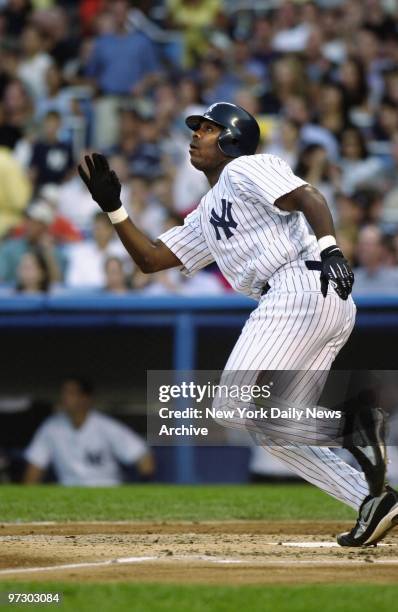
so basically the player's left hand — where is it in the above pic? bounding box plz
[78,153,122,213]
[320,245,354,300]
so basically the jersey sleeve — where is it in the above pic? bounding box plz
[227,154,307,215]
[157,206,214,277]
[24,421,53,469]
[106,419,149,465]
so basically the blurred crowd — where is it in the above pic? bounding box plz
[1,0,398,296]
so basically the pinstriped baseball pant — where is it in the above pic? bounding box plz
[221,268,368,510]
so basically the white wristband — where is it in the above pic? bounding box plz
[318,235,336,251]
[108,205,128,225]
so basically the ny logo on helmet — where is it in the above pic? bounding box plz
[210,199,238,240]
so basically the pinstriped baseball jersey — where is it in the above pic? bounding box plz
[158,152,366,511]
[158,154,319,299]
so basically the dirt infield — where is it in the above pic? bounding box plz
[0,521,397,585]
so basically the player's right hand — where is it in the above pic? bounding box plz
[320,245,354,301]
[78,153,122,213]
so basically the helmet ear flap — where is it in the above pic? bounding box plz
[218,127,241,158]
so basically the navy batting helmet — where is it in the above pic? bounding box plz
[185,102,260,158]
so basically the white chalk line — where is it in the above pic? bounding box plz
[0,522,59,526]
[1,553,398,576]
[0,555,242,576]
[0,521,146,526]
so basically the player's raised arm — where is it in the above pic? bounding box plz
[78,153,182,273]
[275,183,354,301]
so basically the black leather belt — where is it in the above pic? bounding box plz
[261,260,322,296]
[305,260,322,271]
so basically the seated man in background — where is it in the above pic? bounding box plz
[23,377,154,485]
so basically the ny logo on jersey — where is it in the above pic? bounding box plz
[85,451,104,466]
[210,198,238,240]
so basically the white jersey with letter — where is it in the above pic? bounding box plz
[159,154,318,300]
[159,153,367,511]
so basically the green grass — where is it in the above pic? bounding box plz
[0,487,364,611]
[0,484,356,522]
[0,584,396,612]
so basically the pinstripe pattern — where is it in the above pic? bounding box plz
[158,154,318,298]
[158,153,366,510]
[218,270,366,509]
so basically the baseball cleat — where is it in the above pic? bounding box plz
[337,486,398,547]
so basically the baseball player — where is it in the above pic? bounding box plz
[78,102,398,546]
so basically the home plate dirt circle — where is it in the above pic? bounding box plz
[0,521,397,585]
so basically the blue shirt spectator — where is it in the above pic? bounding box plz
[86,31,160,95]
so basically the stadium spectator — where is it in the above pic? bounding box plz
[0,44,19,100]
[0,200,64,284]
[166,0,221,68]
[352,188,384,226]
[106,106,141,164]
[153,81,179,132]
[23,376,155,485]
[29,110,74,189]
[1,78,33,130]
[261,56,307,115]
[15,249,51,294]
[295,144,338,216]
[35,6,80,70]
[315,81,349,142]
[9,183,83,244]
[128,113,165,180]
[336,56,370,119]
[199,57,240,107]
[85,0,160,96]
[380,133,398,225]
[251,15,279,73]
[35,64,73,124]
[37,183,83,244]
[230,39,267,89]
[177,75,204,112]
[233,89,261,120]
[353,225,398,295]
[264,118,301,169]
[17,23,53,102]
[302,26,331,85]
[271,1,311,53]
[0,128,32,237]
[128,175,166,239]
[56,164,101,234]
[104,256,130,294]
[338,126,383,195]
[383,68,398,108]
[64,212,127,288]
[353,26,385,105]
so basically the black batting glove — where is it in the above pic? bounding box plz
[320,245,354,301]
[78,153,122,213]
